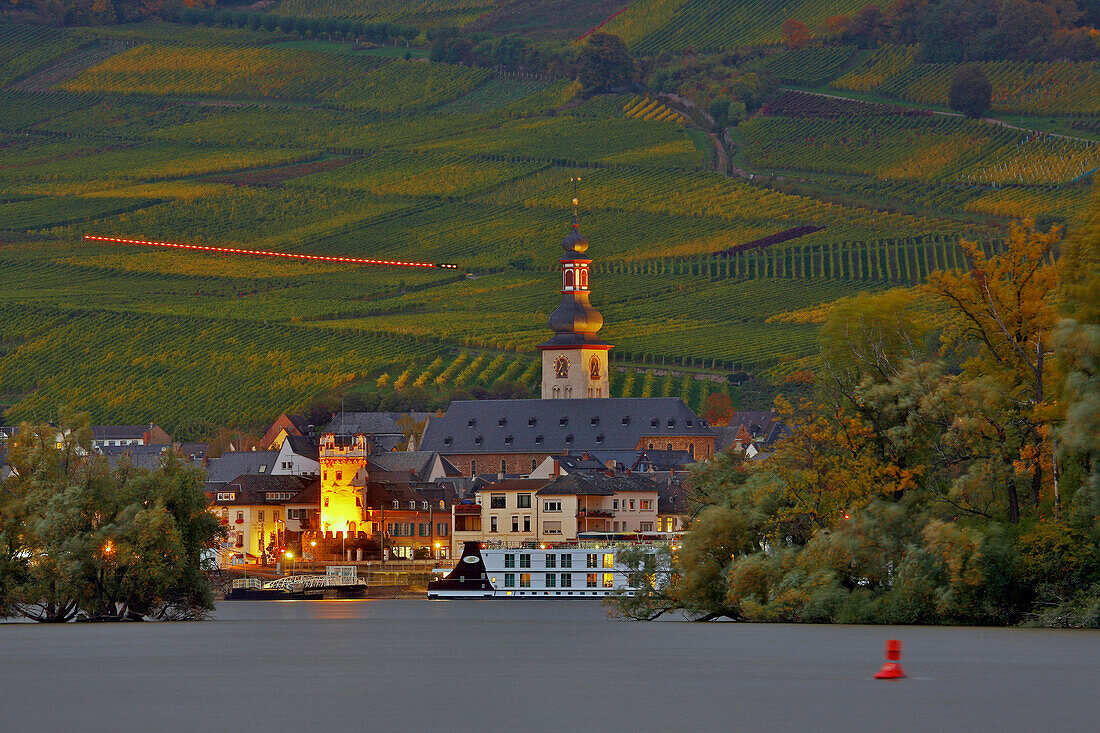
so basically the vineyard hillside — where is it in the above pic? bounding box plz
[0,7,1094,435]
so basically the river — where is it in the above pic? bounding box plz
[1,600,1096,732]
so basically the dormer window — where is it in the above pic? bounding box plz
[474,436,483,445]
[559,417,568,427]
[409,500,416,510]
[504,435,513,445]
[467,419,476,428]
[590,417,599,426]
[650,418,658,428]
[622,416,630,426]
[443,437,453,446]
[564,434,574,444]
[686,420,693,427]
[667,419,676,428]
[498,418,507,428]
[534,435,544,445]
[422,500,428,510]
[595,434,604,444]
[528,418,536,427]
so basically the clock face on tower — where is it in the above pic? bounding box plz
[589,356,601,380]
[554,355,569,378]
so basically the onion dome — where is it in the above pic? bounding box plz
[562,215,589,255]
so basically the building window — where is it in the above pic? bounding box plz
[589,356,600,380]
[603,573,614,588]
[586,573,597,588]
[323,471,327,479]
[517,494,531,508]
[603,553,614,568]
[544,500,561,512]
[580,269,588,289]
[641,500,653,511]
[666,443,672,452]
[236,511,243,523]
[523,516,531,532]
[393,500,400,509]
[273,511,280,522]
[471,460,477,476]
[640,522,654,532]
[561,554,572,568]
[511,516,519,532]
[504,554,515,568]
[629,500,635,511]
[519,554,531,569]
[587,553,597,568]
[504,573,515,588]
[335,471,342,480]
[546,574,557,588]
[545,554,557,568]
[561,573,572,588]
[217,492,235,501]
[543,521,562,535]
[612,499,619,510]
[419,523,429,537]
[257,511,264,523]
[422,501,429,510]
[531,459,537,471]
[324,498,329,507]
[564,268,574,289]
[490,494,506,509]
[490,516,498,533]
[437,523,448,536]
[519,573,531,588]
[688,443,695,459]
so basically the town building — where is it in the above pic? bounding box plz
[449,471,661,553]
[321,411,433,452]
[273,435,320,477]
[258,412,316,450]
[90,423,171,450]
[207,474,317,566]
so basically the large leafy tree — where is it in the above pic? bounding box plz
[0,412,223,622]
[577,33,633,95]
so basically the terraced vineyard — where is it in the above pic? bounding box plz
[0,10,1090,430]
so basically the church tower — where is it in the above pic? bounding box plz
[538,206,612,399]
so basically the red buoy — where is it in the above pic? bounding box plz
[874,639,907,679]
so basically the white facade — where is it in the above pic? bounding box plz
[272,440,320,477]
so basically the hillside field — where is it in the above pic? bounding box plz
[0,5,1094,435]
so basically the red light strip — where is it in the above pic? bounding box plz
[84,235,458,269]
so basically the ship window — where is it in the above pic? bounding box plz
[504,554,515,568]
[603,573,614,588]
[545,554,557,568]
[586,573,597,588]
[546,574,557,588]
[586,553,597,568]
[504,573,515,588]
[603,553,614,568]
[520,554,531,568]
[561,554,572,568]
[561,573,572,587]
[520,573,531,588]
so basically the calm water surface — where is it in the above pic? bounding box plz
[1,600,1097,732]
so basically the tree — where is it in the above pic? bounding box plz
[781,19,811,49]
[702,392,736,426]
[577,33,633,95]
[0,412,223,622]
[949,63,993,118]
[926,221,1062,521]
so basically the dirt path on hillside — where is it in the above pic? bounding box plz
[780,87,1097,145]
[11,40,136,92]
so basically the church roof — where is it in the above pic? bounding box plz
[420,398,714,455]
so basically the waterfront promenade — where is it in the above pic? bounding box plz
[1,600,1096,732]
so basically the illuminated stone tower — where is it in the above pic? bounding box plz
[318,433,369,536]
[538,201,612,399]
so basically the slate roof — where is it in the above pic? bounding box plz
[204,450,279,483]
[361,480,458,509]
[536,471,659,496]
[420,398,713,454]
[322,411,432,436]
[207,474,316,505]
[633,449,695,472]
[367,451,450,482]
[658,482,689,515]
[283,435,319,461]
[92,425,152,441]
[99,444,172,472]
[721,410,789,449]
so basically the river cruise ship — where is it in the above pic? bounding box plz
[427,534,676,599]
